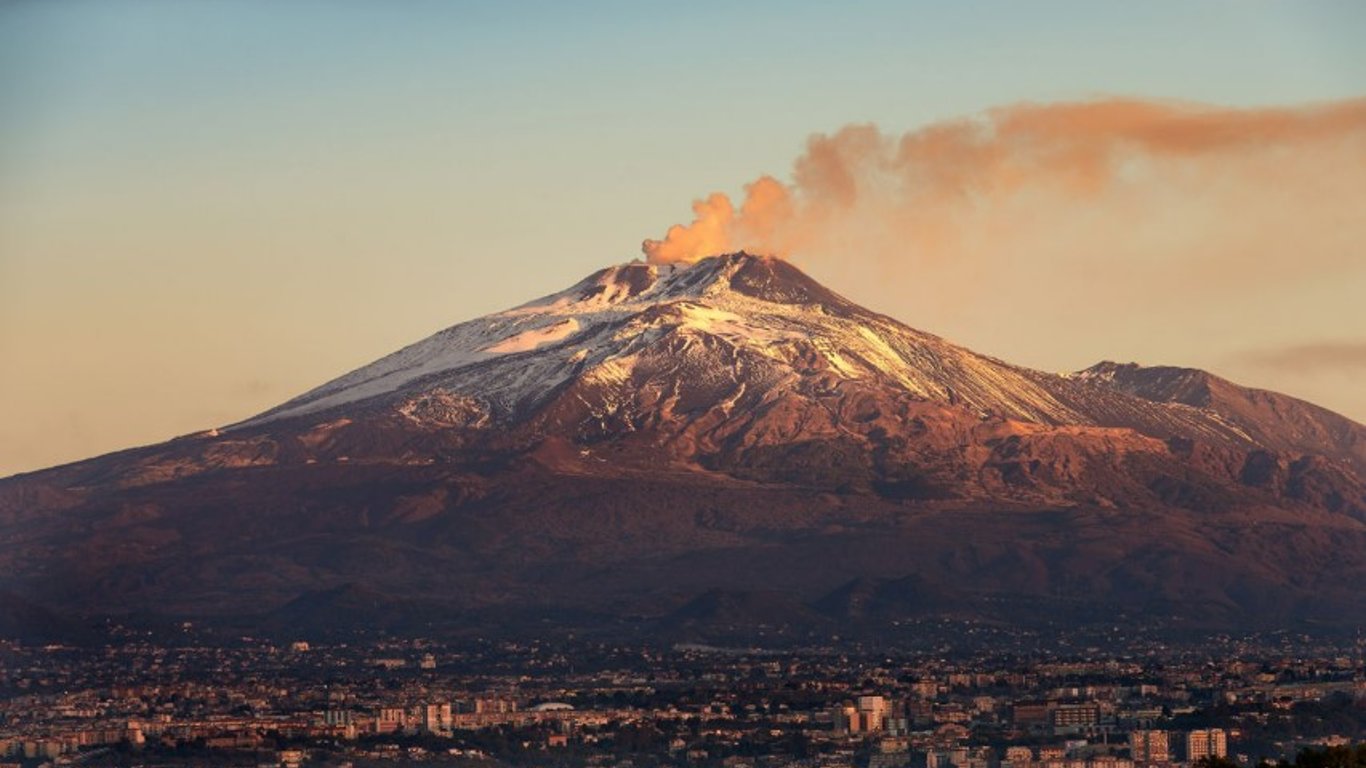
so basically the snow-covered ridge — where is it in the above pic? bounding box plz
[231,253,1263,443]
[238,254,815,427]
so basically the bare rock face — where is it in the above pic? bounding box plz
[2,253,1364,642]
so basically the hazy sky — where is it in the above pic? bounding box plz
[3,1,1365,476]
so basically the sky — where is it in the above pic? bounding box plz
[2,0,1365,476]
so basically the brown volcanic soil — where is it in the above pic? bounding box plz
[2,401,1364,641]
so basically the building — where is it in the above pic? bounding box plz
[833,695,902,735]
[423,703,453,736]
[1129,730,1170,764]
[375,707,406,734]
[1052,703,1101,731]
[1015,701,1053,730]
[927,746,994,768]
[858,696,890,732]
[471,698,518,714]
[1186,729,1227,762]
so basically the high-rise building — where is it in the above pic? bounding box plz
[832,696,899,735]
[423,703,453,735]
[857,696,889,732]
[1186,729,1227,761]
[473,698,517,714]
[1130,730,1170,763]
[375,707,405,734]
[833,704,860,734]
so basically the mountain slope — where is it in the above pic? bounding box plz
[1077,360,1366,474]
[1,253,1363,641]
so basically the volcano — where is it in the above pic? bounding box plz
[2,253,1364,642]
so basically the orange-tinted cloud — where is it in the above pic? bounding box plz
[1241,341,1366,373]
[642,97,1366,266]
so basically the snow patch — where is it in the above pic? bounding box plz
[484,319,581,354]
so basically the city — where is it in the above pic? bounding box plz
[3,627,1363,768]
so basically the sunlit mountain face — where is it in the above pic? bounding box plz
[2,253,1363,643]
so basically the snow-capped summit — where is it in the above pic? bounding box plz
[235,253,1365,480]
[516,252,860,312]
[232,253,1059,429]
[237,253,886,428]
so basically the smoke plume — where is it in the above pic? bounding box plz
[642,98,1366,267]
